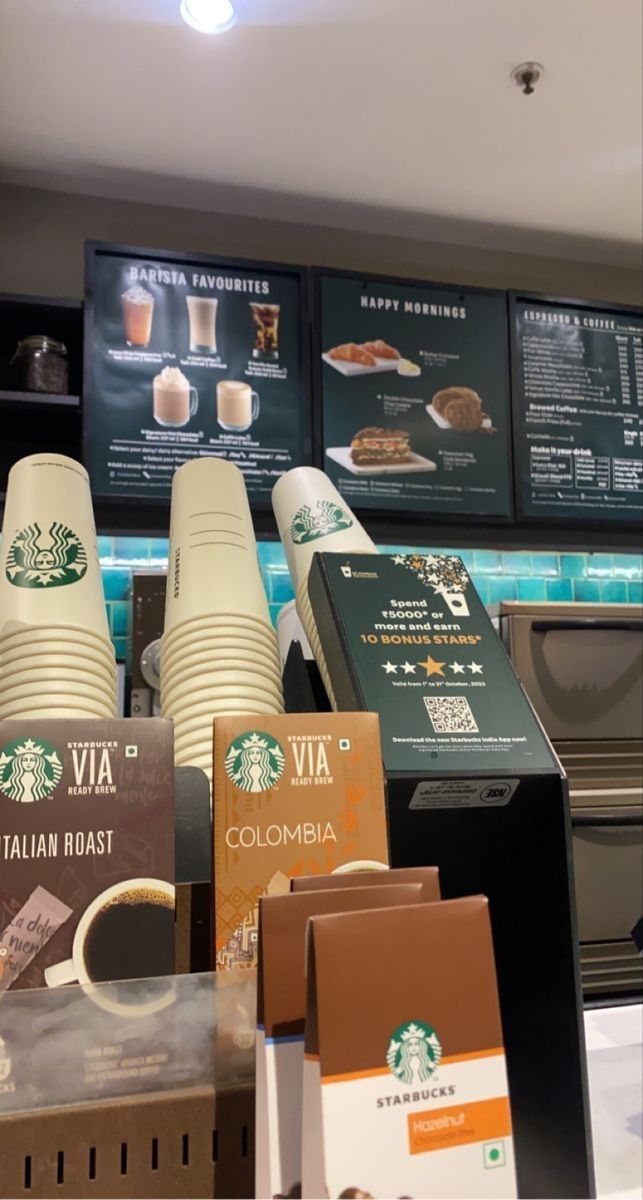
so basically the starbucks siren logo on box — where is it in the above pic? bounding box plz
[0,737,63,804]
[224,731,286,794]
[386,1021,442,1085]
[5,522,88,588]
[290,500,353,545]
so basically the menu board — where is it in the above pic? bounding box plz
[316,270,512,517]
[84,242,309,503]
[512,295,643,521]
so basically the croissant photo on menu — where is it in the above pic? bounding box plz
[361,339,400,359]
[328,343,377,366]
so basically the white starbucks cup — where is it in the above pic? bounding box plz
[163,458,271,633]
[0,455,110,642]
[272,467,377,708]
[272,467,376,592]
[161,621,279,664]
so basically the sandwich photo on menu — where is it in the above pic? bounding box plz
[326,426,437,477]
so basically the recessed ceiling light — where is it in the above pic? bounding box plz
[179,0,236,34]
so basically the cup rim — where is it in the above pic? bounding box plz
[0,677,116,701]
[0,703,115,719]
[162,681,283,709]
[162,612,275,641]
[161,658,282,688]
[0,642,116,667]
[167,698,282,719]
[161,637,280,665]
[0,627,115,659]
[0,660,116,685]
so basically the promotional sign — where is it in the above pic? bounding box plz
[84,242,309,503]
[511,294,643,522]
[315,270,513,518]
[307,552,556,777]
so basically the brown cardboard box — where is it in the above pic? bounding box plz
[303,897,516,1199]
[256,883,424,1200]
[213,713,388,971]
[0,718,174,992]
[291,864,441,900]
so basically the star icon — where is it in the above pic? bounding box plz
[449,662,466,674]
[382,661,398,675]
[468,662,483,674]
[401,661,416,674]
[417,656,446,677]
[392,554,406,565]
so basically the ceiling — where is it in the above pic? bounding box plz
[0,0,641,265]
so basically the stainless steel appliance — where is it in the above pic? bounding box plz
[499,601,643,997]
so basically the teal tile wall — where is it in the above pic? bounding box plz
[99,538,643,662]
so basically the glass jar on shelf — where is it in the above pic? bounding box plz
[11,335,69,394]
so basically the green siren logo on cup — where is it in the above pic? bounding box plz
[386,1021,442,1085]
[0,737,63,804]
[224,731,286,794]
[5,522,88,589]
[290,500,353,545]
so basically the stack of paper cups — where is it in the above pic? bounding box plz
[161,458,283,776]
[272,467,377,708]
[0,454,117,719]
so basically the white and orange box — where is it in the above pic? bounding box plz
[255,883,426,1200]
[302,896,517,1199]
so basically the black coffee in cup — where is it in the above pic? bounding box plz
[83,886,174,982]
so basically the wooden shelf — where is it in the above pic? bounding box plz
[0,389,80,408]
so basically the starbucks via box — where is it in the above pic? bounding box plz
[0,719,174,992]
[213,712,389,970]
[303,897,517,1199]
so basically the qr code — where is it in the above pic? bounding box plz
[423,695,479,734]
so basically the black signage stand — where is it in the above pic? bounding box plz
[308,552,595,1199]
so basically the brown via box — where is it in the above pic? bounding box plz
[0,718,174,992]
[213,712,389,971]
[303,897,516,1199]
[291,864,441,899]
[256,883,424,1200]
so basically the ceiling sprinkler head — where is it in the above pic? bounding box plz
[511,62,544,96]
